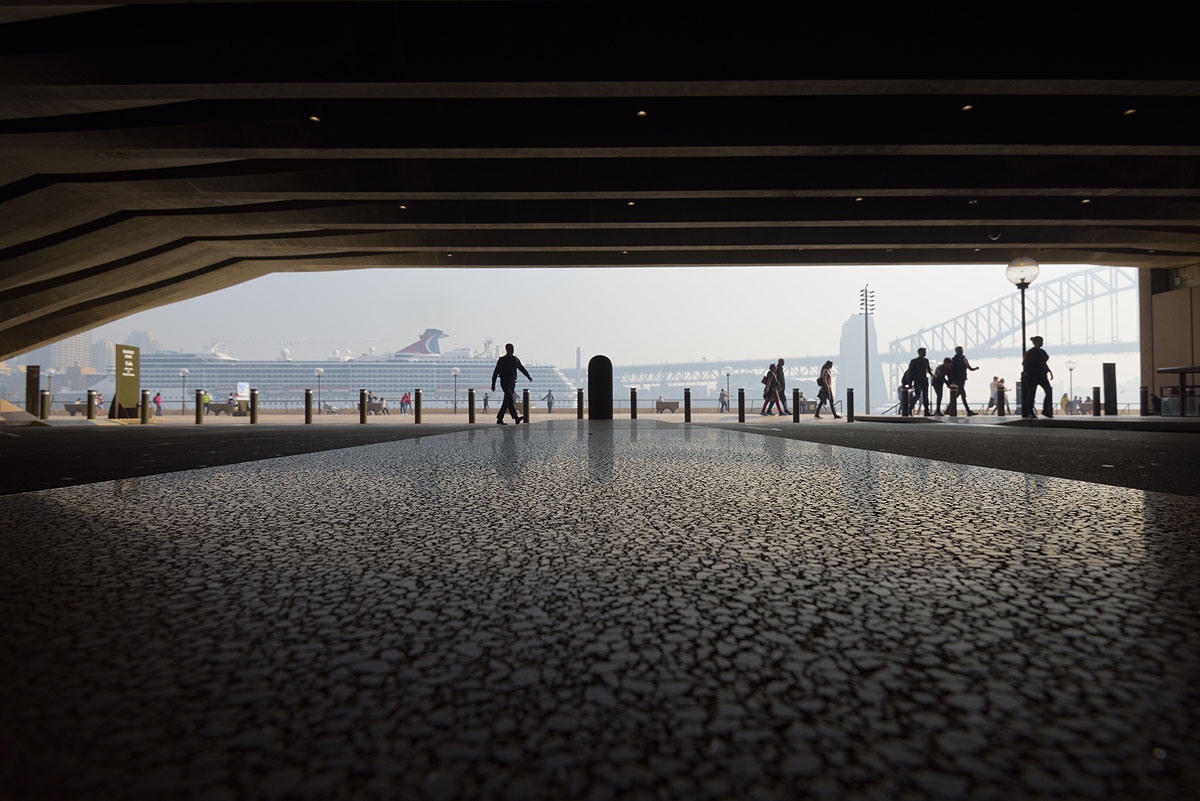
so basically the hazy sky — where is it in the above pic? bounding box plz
[88,261,1140,394]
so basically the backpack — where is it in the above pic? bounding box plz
[761,374,770,385]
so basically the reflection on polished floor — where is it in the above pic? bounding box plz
[2,420,1198,800]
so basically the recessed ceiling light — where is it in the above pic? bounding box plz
[627,201,636,206]
[974,248,981,252]
[446,253,453,258]
[398,204,407,209]
[1081,198,1091,204]
[622,250,628,254]
[636,110,647,118]
[961,105,974,112]
[968,199,979,205]
[308,115,320,122]
[854,197,863,202]
[1124,109,1137,116]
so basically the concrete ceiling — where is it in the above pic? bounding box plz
[2,2,1199,359]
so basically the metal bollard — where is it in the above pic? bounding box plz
[1092,386,1101,416]
[468,388,476,424]
[847,388,855,422]
[630,387,637,420]
[1139,385,1149,417]
[948,388,958,417]
[1103,363,1117,415]
[359,389,367,424]
[39,389,49,420]
[738,388,745,422]
[792,388,800,423]
[415,389,422,423]
[86,389,97,420]
[523,388,530,420]
[997,385,1006,417]
[577,388,584,419]
[141,390,150,424]
[684,388,691,422]
[305,389,313,424]
[195,389,204,424]
[250,388,259,424]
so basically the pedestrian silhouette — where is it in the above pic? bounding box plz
[814,360,840,419]
[950,346,979,416]
[1022,335,1055,417]
[907,347,933,415]
[491,343,532,424]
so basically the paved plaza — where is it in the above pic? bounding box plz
[2,420,1198,800]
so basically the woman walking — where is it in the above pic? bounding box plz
[814,360,840,419]
[760,363,784,415]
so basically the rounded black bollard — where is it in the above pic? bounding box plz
[587,356,614,420]
[1092,386,1101,416]
[305,389,313,424]
[195,389,204,424]
[577,388,584,419]
[1139,385,1149,417]
[948,388,958,417]
[468,388,476,424]
[140,390,150,424]
[738,388,745,422]
[250,388,259,424]
[1103,363,1117,415]
[39,389,50,420]
[523,388,530,420]
[630,388,637,420]
[359,389,367,424]
[792,388,800,423]
[415,389,422,423]
[996,385,1006,418]
[847,388,855,422]
[86,389,97,421]
[684,388,691,422]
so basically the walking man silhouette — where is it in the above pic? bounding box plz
[1022,335,1055,418]
[950,346,979,416]
[907,347,933,415]
[492,343,532,424]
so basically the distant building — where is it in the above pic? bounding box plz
[126,330,163,354]
[12,331,93,371]
[91,339,115,372]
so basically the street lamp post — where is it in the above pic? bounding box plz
[724,366,733,401]
[1006,257,1040,416]
[179,368,188,415]
[314,368,324,414]
[451,367,460,413]
[859,285,875,413]
[1065,358,1077,400]
[46,368,57,407]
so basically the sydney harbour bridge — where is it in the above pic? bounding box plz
[613,266,1137,403]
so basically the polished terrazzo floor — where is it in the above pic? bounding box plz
[2,420,1198,800]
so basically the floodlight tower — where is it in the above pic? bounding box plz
[859,285,876,413]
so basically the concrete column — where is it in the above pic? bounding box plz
[195,389,203,424]
[39,390,49,420]
[250,388,259,424]
[468,388,476,424]
[737,388,745,422]
[684,388,691,422]
[140,390,150,424]
[86,389,97,420]
[305,389,313,424]
[414,389,422,424]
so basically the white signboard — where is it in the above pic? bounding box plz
[236,381,250,401]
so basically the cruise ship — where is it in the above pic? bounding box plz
[122,330,578,411]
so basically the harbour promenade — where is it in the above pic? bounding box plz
[2,419,1199,800]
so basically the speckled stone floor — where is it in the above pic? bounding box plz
[2,420,1198,801]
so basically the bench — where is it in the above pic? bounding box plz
[64,403,88,416]
[207,401,242,416]
[656,400,680,413]
[366,402,388,414]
